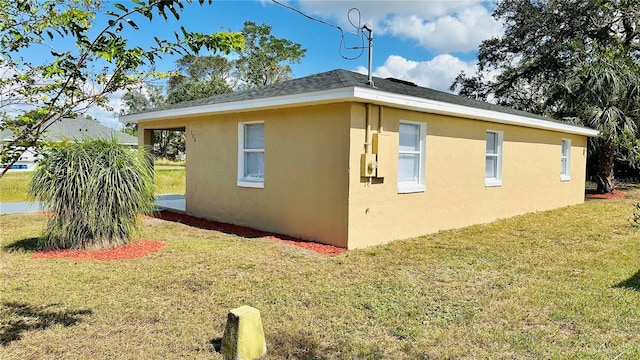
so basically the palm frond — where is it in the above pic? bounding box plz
[29,138,154,250]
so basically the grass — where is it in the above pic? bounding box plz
[0,160,185,203]
[1,189,639,359]
[154,160,186,195]
[0,172,32,203]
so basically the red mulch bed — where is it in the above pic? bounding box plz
[154,211,346,256]
[585,189,625,199]
[32,240,166,261]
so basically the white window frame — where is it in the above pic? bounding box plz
[485,130,503,187]
[397,120,427,194]
[237,121,264,188]
[561,138,571,181]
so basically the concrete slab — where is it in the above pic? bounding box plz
[0,195,186,215]
[154,194,186,213]
[0,201,46,214]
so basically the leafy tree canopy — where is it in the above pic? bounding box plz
[166,55,234,104]
[0,0,245,176]
[452,0,640,193]
[163,20,307,102]
[236,21,307,89]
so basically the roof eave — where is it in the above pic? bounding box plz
[119,87,359,123]
[353,87,600,137]
[119,86,599,137]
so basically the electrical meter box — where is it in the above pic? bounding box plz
[361,153,377,177]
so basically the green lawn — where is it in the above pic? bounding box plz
[1,189,639,359]
[154,161,186,195]
[0,161,185,202]
[0,172,32,202]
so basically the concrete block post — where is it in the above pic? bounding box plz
[221,305,267,360]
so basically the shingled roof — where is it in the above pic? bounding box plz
[1,116,138,145]
[121,69,598,137]
[143,69,538,117]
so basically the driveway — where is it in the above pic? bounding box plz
[0,194,186,215]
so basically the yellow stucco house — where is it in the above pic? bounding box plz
[121,69,599,249]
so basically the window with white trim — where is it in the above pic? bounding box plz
[398,121,426,193]
[485,130,503,187]
[238,122,264,188]
[561,139,571,181]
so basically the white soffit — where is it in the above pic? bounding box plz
[119,88,357,123]
[353,87,599,137]
[120,86,599,137]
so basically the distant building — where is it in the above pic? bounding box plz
[1,116,138,171]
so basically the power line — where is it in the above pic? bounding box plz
[271,0,370,61]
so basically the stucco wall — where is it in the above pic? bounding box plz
[139,104,352,248]
[347,104,589,249]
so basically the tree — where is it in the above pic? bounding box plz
[120,83,167,136]
[452,0,640,193]
[166,55,234,103]
[29,138,154,249]
[121,84,167,118]
[120,83,185,160]
[0,0,244,177]
[551,45,640,193]
[235,21,306,89]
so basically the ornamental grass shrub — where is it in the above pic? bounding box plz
[29,138,154,250]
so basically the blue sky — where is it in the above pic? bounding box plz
[44,0,504,128]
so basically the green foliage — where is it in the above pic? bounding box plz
[121,84,167,117]
[236,21,307,89]
[0,0,245,176]
[120,83,166,137]
[166,54,234,103]
[552,45,639,137]
[29,138,154,249]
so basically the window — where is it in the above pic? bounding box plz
[561,139,571,181]
[398,121,426,193]
[485,130,503,187]
[238,122,264,188]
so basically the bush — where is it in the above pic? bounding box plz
[29,138,154,249]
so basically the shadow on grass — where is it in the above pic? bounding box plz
[2,237,41,253]
[0,302,92,346]
[209,337,222,353]
[614,270,640,291]
[266,330,322,359]
[209,331,321,359]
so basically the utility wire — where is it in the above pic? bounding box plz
[271,0,369,61]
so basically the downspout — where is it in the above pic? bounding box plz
[365,103,372,154]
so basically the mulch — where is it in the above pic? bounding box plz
[153,211,346,256]
[585,189,625,199]
[32,240,166,261]
[31,211,345,261]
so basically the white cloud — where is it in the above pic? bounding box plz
[356,53,476,92]
[382,5,502,52]
[295,0,502,53]
[85,89,126,130]
[1,61,127,130]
